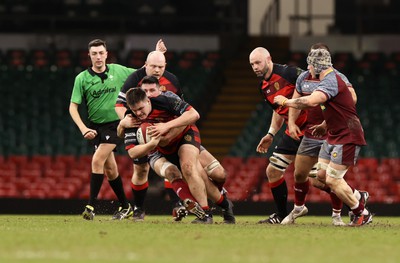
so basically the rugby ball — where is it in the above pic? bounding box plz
[136,122,153,144]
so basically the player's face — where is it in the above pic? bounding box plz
[141,83,161,98]
[145,60,166,79]
[249,54,270,78]
[89,46,108,71]
[129,99,151,120]
[308,64,317,78]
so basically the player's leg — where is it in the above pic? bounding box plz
[130,162,149,221]
[199,146,226,191]
[197,160,235,224]
[322,143,372,226]
[258,133,299,224]
[99,149,132,220]
[178,144,212,223]
[281,154,314,224]
[151,156,201,221]
[149,151,185,219]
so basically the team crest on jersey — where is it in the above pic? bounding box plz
[160,85,167,92]
[320,104,326,111]
[274,82,280,91]
[332,152,338,158]
[184,135,192,142]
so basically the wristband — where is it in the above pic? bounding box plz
[83,130,92,136]
[267,127,276,137]
[282,98,288,107]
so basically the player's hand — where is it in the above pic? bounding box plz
[288,123,301,141]
[82,129,97,140]
[155,39,167,53]
[256,135,273,153]
[310,122,327,138]
[274,95,287,106]
[148,122,170,138]
[120,114,141,128]
[148,132,161,147]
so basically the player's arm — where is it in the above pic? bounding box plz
[127,135,161,160]
[117,114,142,138]
[268,111,285,137]
[348,86,357,104]
[287,90,302,140]
[274,91,327,110]
[155,39,167,53]
[158,126,187,147]
[256,111,284,154]
[115,106,127,120]
[69,102,97,139]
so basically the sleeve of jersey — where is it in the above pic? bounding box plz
[317,74,338,99]
[165,71,183,98]
[116,73,141,107]
[124,127,139,150]
[337,72,352,87]
[70,75,84,104]
[165,96,191,115]
[295,72,306,93]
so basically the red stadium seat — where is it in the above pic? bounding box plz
[6,49,27,68]
[19,163,42,181]
[43,163,67,181]
[31,155,53,171]
[55,49,74,68]
[30,49,50,68]
[0,162,17,178]
[7,155,28,168]
[54,155,78,168]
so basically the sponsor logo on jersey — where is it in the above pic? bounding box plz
[90,87,117,98]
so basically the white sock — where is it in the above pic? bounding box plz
[350,201,360,210]
[354,190,361,200]
[294,205,304,212]
[332,209,341,217]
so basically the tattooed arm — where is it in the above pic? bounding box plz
[274,90,327,110]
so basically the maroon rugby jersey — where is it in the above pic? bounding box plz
[315,69,366,145]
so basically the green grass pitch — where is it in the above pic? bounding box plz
[1,215,399,263]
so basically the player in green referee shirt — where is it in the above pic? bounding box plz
[69,38,166,220]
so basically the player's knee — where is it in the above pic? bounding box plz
[133,165,149,181]
[180,161,195,176]
[268,153,292,172]
[162,162,181,181]
[308,163,318,178]
[326,166,347,179]
[204,160,222,176]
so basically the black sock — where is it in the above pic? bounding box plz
[132,186,148,210]
[108,175,129,208]
[166,187,181,206]
[216,195,230,210]
[271,180,288,218]
[88,173,104,206]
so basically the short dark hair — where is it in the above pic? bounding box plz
[126,87,147,107]
[141,75,160,86]
[310,42,330,52]
[88,39,107,50]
